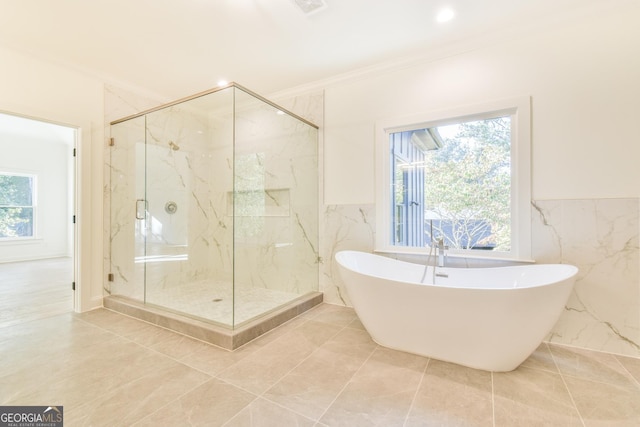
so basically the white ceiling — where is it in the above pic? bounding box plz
[0,0,612,100]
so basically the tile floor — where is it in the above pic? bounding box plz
[0,257,73,328]
[1,259,640,426]
[0,304,639,426]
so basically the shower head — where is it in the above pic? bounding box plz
[168,141,180,151]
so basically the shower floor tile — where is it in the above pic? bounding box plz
[145,281,303,327]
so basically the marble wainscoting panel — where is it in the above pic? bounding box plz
[320,204,375,306]
[532,198,640,358]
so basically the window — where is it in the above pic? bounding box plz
[375,97,531,261]
[0,172,37,239]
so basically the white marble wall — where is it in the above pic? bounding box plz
[232,90,319,294]
[319,205,375,306]
[532,198,639,357]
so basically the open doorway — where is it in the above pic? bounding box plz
[0,112,76,327]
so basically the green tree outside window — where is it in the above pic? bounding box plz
[0,173,35,238]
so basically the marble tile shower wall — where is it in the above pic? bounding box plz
[105,86,639,358]
[231,100,319,295]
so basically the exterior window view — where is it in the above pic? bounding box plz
[391,116,511,252]
[0,172,35,239]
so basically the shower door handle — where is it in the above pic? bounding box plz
[135,199,147,220]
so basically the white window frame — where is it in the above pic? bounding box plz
[375,96,532,262]
[0,171,38,241]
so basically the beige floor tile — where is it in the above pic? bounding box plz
[519,342,559,373]
[133,378,256,427]
[494,366,582,426]
[406,359,493,426]
[263,328,376,419]
[302,303,358,327]
[0,313,120,375]
[217,320,343,394]
[3,334,178,406]
[616,354,640,386]
[76,307,149,334]
[242,315,310,350]
[225,397,315,427]
[346,316,366,331]
[71,362,211,426]
[179,342,251,376]
[0,314,126,405]
[2,310,93,347]
[549,344,638,388]
[77,308,187,348]
[319,346,427,426]
[147,329,219,359]
[0,258,72,328]
[564,375,640,426]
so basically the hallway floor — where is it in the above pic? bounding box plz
[0,257,73,328]
[1,302,640,426]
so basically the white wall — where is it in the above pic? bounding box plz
[0,44,105,311]
[323,2,640,204]
[0,132,72,262]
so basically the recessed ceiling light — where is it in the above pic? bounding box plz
[217,80,229,87]
[436,8,455,23]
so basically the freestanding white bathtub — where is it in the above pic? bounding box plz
[335,250,578,372]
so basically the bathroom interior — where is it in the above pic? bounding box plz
[1,0,639,424]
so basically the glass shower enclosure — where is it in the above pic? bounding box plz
[108,84,319,330]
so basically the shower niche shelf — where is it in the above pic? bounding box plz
[226,188,290,217]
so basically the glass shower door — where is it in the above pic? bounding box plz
[109,116,146,301]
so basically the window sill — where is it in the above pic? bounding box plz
[0,237,43,245]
